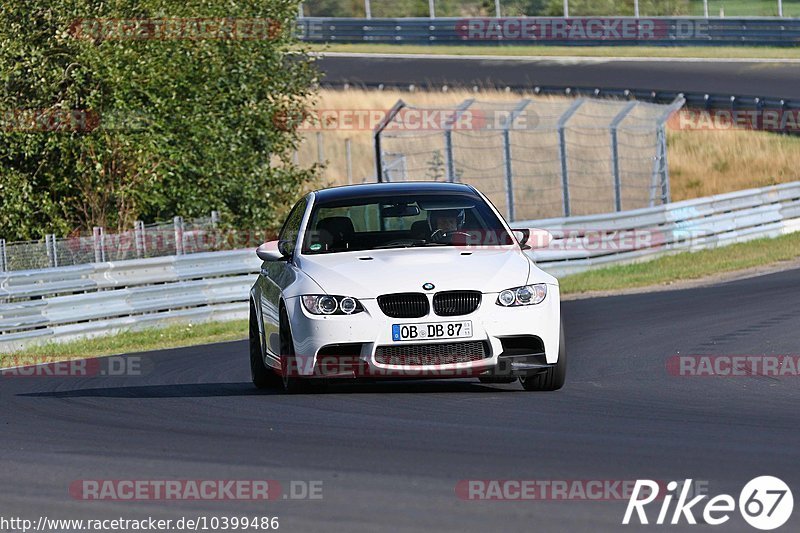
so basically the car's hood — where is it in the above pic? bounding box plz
[296,247,533,299]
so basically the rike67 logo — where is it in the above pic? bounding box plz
[623,476,793,530]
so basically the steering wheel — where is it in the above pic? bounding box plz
[430,229,472,243]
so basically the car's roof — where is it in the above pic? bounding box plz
[312,182,478,204]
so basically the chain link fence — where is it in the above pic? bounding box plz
[375,96,684,221]
[0,212,273,273]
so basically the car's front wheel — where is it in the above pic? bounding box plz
[279,306,323,394]
[520,322,567,392]
[250,303,281,390]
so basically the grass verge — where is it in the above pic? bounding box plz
[560,231,800,294]
[4,232,800,361]
[311,43,800,60]
[2,320,247,367]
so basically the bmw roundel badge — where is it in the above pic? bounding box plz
[423,283,435,291]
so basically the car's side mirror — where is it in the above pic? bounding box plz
[256,240,287,262]
[511,228,531,250]
[512,228,553,249]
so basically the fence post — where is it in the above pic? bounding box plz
[444,99,474,183]
[0,239,6,272]
[557,99,584,217]
[563,0,569,17]
[703,0,709,17]
[93,226,105,263]
[502,99,531,222]
[45,234,54,268]
[779,0,784,17]
[374,100,407,182]
[211,210,220,227]
[174,216,184,256]
[650,96,684,206]
[316,131,325,165]
[659,126,671,204]
[634,0,640,17]
[345,138,353,185]
[364,0,371,19]
[429,0,435,18]
[134,220,145,258]
[45,234,59,268]
[610,101,638,212]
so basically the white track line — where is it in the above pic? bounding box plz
[314,51,800,64]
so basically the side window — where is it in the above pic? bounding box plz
[278,198,308,256]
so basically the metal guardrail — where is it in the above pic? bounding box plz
[0,250,261,351]
[1,181,799,351]
[298,17,800,46]
[530,181,800,276]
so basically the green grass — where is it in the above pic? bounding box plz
[312,43,800,59]
[560,231,800,294]
[688,0,800,17]
[2,320,247,366]
[4,231,800,361]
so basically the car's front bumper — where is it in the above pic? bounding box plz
[283,286,561,379]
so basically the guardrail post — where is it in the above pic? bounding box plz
[557,99,585,217]
[93,226,106,263]
[134,220,146,258]
[610,102,638,212]
[0,239,6,272]
[174,216,184,256]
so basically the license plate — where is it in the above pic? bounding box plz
[391,321,472,342]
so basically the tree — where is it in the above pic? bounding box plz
[0,0,318,241]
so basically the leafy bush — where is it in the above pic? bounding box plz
[0,0,318,240]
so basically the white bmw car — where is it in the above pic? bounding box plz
[249,182,565,393]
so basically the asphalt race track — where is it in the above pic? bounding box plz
[317,54,800,100]
[1,268,799,532]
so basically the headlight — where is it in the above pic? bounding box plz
[496,284,547,307]
[301,295,364,315]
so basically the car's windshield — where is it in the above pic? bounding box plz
[301,193,514,254]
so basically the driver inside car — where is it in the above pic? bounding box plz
[429,209,464,234]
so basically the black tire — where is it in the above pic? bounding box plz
[520,321,567,392]
[279,306,322,394]
[250,303,281,389]
[478,377,518,384]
